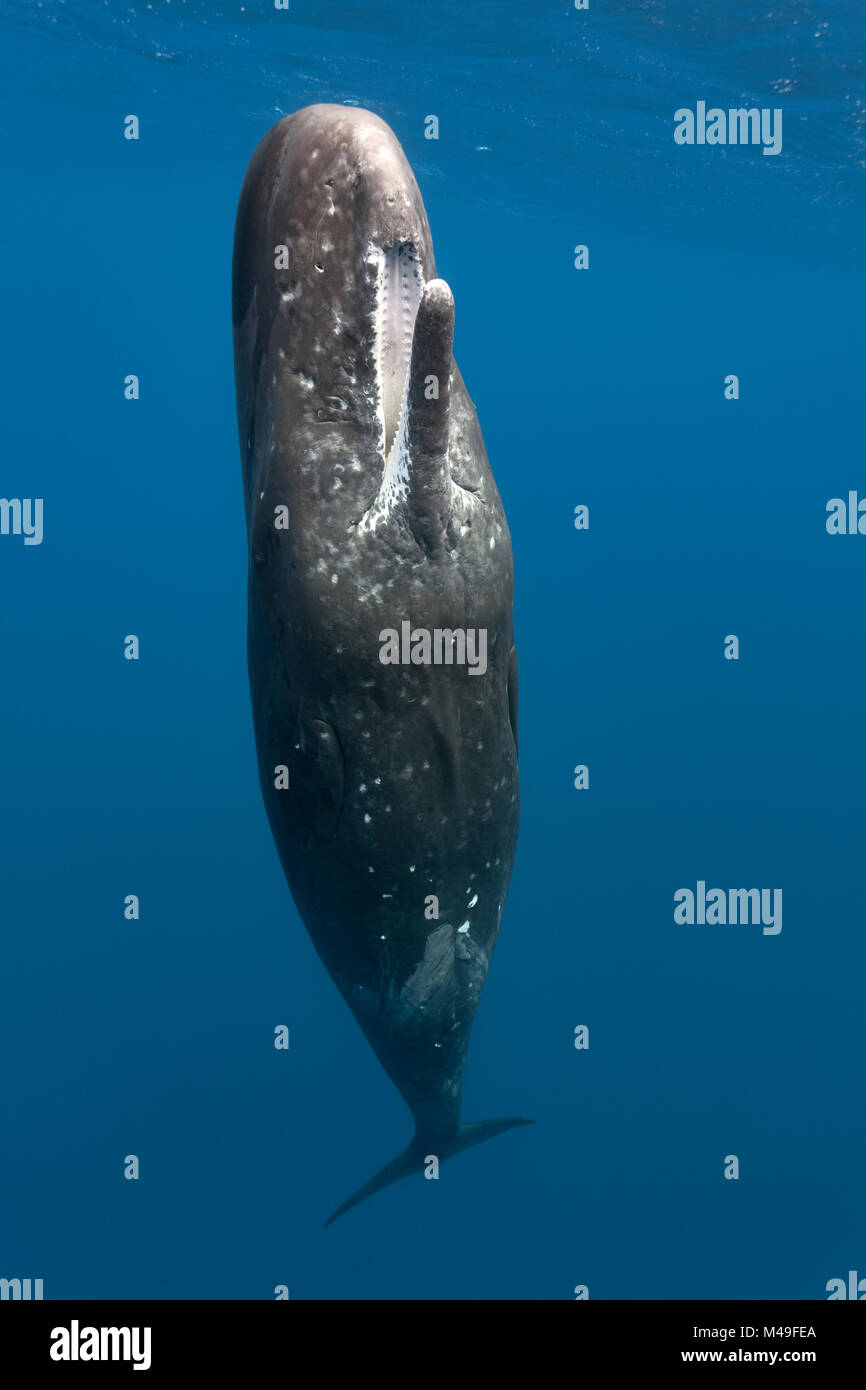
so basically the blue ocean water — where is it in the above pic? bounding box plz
[1,0,864,1301]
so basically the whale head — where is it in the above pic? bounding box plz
[233,104,458,542]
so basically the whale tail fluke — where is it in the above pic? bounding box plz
[448,1114,534,1155]
[323,1116,533,1228]
[323,1144,420,1229]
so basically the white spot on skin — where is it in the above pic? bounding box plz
[458,922,470,934]
[364,814,372,824]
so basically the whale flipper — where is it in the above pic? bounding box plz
[324,1117,533,1228]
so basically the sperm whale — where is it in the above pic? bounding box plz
[232,104,528,1224]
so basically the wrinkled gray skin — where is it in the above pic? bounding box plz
[233,106,524,1218]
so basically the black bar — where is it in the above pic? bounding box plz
[1,1300,861,1376]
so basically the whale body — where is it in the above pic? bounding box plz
[232,104,528,1223]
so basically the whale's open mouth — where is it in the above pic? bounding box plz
[376,242,424,458]
[359,242,425,532]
